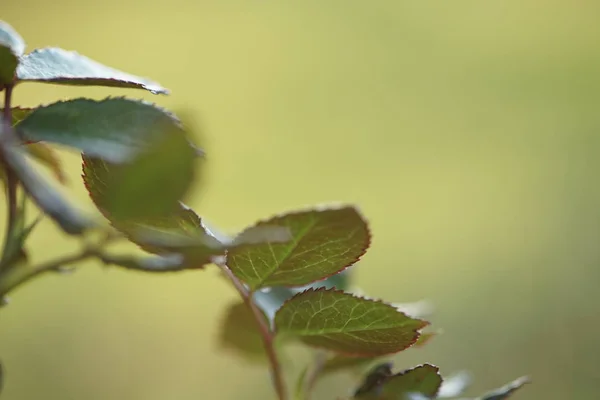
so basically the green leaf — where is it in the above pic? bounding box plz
[218,301,267,361]
[17,98,184,163]
[354,364,442,400]
[274,288,428,356]
[0,21,24,85]
[10,107,33,125]
[227,206,370,290]
[353,362,394,398]
[477,376,530,400]
[16,47,167,94]
[0,126,90,235]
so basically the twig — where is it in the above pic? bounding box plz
[218,263,288,400]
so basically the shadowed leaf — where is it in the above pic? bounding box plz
[25,142,67,184]
[477,376,530,400]
[16,47,167,94]
[0,142,89,234]
[17,98,183,163]
[227,206,370,290]
[96,252,188,272]
[218,301,267,361]
[274,288,428,356]
[0,21,24,85]
[354,364,442,400]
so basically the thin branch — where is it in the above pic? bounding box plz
[0,249,95,298]
[218,263,288,400]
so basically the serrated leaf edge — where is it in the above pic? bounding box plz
[275,287,429,357]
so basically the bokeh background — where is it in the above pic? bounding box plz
[1,1,599,399]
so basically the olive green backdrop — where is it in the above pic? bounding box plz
[1,1,599,399]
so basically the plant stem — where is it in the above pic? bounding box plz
[219,263,288,400]
[0,250,95,298]
[1,85,18,272]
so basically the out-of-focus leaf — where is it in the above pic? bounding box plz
[227,206,370,290]
[354,364,442,400]
[0,21,24,85]
[0,132,90,235]
[294,364,310,400]
[218,301,267,361]
[17,98,183,163]
[0,358,4,396]
[412,330,439,348]
[16,47,167,94]
[477,376,530,400]
[436,371,471,398]
[96,252,187,272]
[274,288,428,356]
[25,142,67,184]
[353,362,394,398]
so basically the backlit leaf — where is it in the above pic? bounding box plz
[16,47,167,94]
[218,301,267,361]
[477,376,530,400]
[227,206,370,290]
[0,21,24,85]
[17,98,183,163]
[274,288,428,356]
[354,364,442,400]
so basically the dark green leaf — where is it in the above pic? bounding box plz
[227,207,370,290]
[16,47,167,94]
[0,129,90,235]
[354,364,442,400]
[274,288,428,356]
[218,301,267,361]
[353,363,394,398]
[0,21,24,85]
[477,377,530,400]
[17,98,184,163]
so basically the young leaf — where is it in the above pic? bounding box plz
[16,47,167,94]
[0,21,24,85]
[0,130,90,235]
[227,207,370,290]
[218,301,268,361]
[274,288,428,357]
[17,98,184,163]
[354,364,442,400]
[477,376,530,400]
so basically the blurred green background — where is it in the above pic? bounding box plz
[1,0,599,399]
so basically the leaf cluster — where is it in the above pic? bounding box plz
[0,21,530,400]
